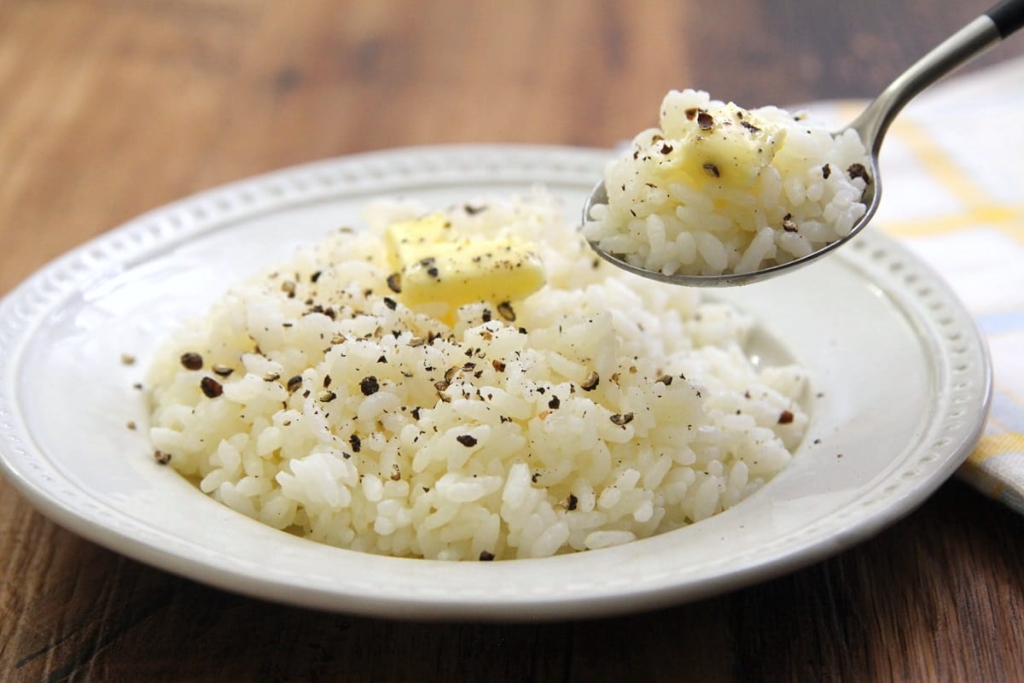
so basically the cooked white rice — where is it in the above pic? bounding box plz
[146,190,809,560]
[582,89,872,276]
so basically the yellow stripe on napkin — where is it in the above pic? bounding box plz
[889,118,993,209]
[882,206,1024,238]
[967,432,1024,465]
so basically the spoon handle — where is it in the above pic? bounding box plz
[850,0,1024,155]
[989,0,1024,37]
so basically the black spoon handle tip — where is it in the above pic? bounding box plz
[987,0,1024,38]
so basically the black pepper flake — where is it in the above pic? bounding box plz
[154,450,172,465]
[581,372,600,391]
[822,163,832,179]
[548,396,561,410]
[200,377,223,398]
[782,214,799,232]
[531,472,541,483]
[567,494,578,511]
[287,375,303,393]
[660,142,674,154]
[482,309,492,323]
[740,120,761,134]
[377,355,387,364]
[492,360,506,372]
[386,272,402,293]
[778,410,795,424]
[212,364,234,377]
[310,270,322,283]
[456,434,478,447]
[360,376,380,396]
[703,163,720,178]
[610,412,634,426]
[427,266,440,278]
[656,374,674,386]
[847,163,872,184]
[263,372,280,382]
[518,327,528,335]
[696,110,714,130]
[320,391,337,403]
[411,407,421,420]
[479,551,495,561]
[383,297,397,311]
[180,352,204,370]
[323,374,332,388]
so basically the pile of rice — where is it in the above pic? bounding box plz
[582,89,872,277]
[146,190,809,560]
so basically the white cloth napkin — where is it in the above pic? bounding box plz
[813,56,1024,512]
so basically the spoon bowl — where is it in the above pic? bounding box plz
[584,0,1023,287]
[582,174,881,287]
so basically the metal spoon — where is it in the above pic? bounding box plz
[583,0,1024,287]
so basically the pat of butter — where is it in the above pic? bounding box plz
[655,102,785,189]
[385,215,545,312]
[385,213,453,267]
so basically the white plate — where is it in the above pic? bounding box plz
[0,145,991,621]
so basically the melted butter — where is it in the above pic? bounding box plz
[652,102,786,190]
[385,215,545,315]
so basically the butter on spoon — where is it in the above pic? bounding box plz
[583,0,1024,287]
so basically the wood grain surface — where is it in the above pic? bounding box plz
[2,1,1023,681]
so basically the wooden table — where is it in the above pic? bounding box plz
[3,1,1023,680]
